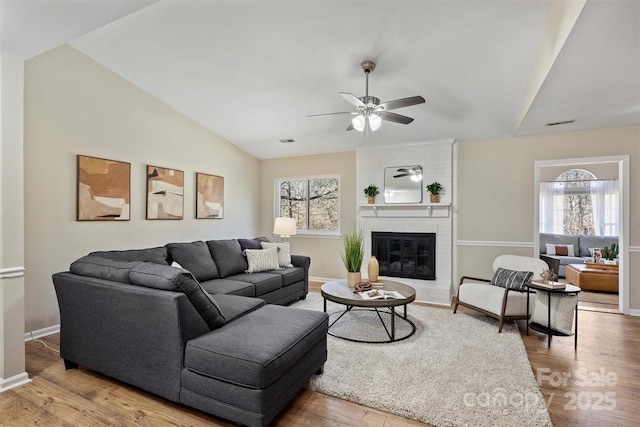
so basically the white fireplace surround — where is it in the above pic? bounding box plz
[357,140,455,305]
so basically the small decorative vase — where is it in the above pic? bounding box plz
[367,256,379,282]
[347,271,361,288]
[429,194,440,203]
[367,196,376,204]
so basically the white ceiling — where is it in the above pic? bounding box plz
[2,0,639,160]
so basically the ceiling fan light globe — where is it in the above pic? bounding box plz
[352,115,366,132]
[369,114,382,131]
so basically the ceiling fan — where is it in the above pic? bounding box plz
[308,60,425,132]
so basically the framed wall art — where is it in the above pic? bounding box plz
[146,165,184,220]
[77,155,130,221]
[196,173,224,219]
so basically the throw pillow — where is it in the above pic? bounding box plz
[531,292,578,335]
[491,267,533,290]
[260,241,294,267]
[129,263,226,330]
[545,243,575,257]
[245,247,280,273]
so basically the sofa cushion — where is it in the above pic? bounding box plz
[166,241,219,281]
[184,304,328,388]
[211,294,265,322]
[245,247,280,273]
[238,236,270,251]
[70,256,141,284]
[261,242,294,268]
[263,267,305,287]
[207,239,247,277]
[129,263,226,330]
[89,246,169,264]
[225,272,282,296]
[199,278,255,297]
[578,234,618,258]
[491,267,533,290]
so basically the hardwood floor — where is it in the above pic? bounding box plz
[4,282,638,426]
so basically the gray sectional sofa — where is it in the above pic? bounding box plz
[539,233,618,277]
[52,237,328,427]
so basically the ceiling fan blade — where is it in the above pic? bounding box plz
[377,111,414,124]
[378,96,425,111]
[307,111,354,118]
[340,92,365,108]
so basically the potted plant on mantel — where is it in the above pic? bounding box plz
[341,223,365,287]
[364,184,380,204]
[426,181,443,203]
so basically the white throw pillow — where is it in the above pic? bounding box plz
[261,242,294,267]
[244,247,280,273]
[545,243,574,257]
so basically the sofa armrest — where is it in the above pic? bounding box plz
[291,254,311,293]
[52,272,209,402]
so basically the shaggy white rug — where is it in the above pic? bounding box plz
[295,293,552,427]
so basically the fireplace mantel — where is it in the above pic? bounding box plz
[359,203,450,218]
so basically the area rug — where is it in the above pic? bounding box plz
[578,290,618,305]
[295,293,552,427]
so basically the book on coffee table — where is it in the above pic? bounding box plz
[359,289,405,300]
[531,280,566,290]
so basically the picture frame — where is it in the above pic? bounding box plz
[77,155,131,221]
[196,172,224,219]
[146,165,184,220]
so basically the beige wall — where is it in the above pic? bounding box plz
[259,152,357,280]
[456,125,640,310]
[23,46,260,332]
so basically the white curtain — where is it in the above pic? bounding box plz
[591,180,619,236]
[539,182,564,234]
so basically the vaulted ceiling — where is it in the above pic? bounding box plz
[2,0,639,159]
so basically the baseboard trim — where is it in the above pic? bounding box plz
[628,309,640,317]
[0,372,31,393]
[26,324,60,341]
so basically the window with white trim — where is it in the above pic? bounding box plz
[276,175,339,234]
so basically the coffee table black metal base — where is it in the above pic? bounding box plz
[325,305,416,343]
[320,279,417,344]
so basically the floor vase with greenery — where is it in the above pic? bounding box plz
[341,223,365,287]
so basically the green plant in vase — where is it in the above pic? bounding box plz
[364,184,379,204]
[426,181,443,203]
[602,243,618,264]
[341,222,365,287]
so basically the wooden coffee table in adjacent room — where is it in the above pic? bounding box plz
[320,279,416,343]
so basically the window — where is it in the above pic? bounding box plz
[276,176,339,234]
[540,169,618,236]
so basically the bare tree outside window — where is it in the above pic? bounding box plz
[278,177,339,232]
[557,169,596,235]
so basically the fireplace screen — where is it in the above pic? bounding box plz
[372,232,436,280]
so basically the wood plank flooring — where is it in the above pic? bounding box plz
[3,281,638,426]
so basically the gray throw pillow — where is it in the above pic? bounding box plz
[206,239,247,277]
[70,256,142,284]
[491,267,533,290]
[166,241,219,281]
[129,263,226,330]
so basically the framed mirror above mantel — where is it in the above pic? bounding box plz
[384,165,423,204]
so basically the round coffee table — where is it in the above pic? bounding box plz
[320,279,416,343]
